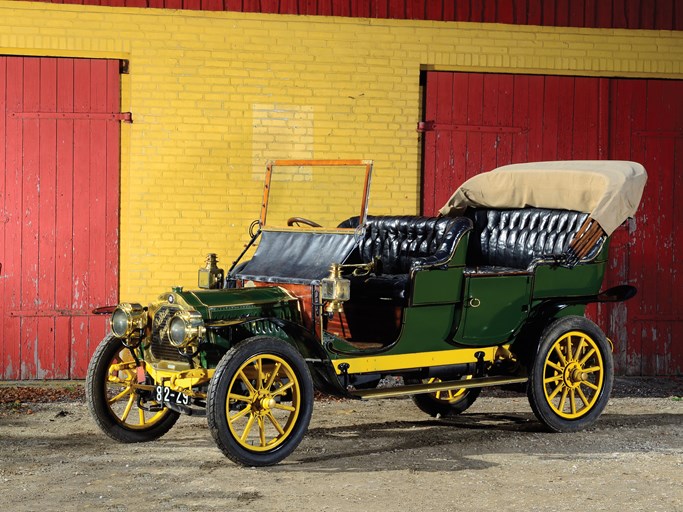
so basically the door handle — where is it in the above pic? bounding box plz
[468,297,481,308]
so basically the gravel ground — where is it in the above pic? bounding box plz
[0,377,681,512]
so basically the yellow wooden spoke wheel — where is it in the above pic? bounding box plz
[226,353,301,452]
[409,375,480,417]
[528,316,613,432]
[208,336,314,466]
[541,331,604,419]
[104,349,170,430]
[86,335,179,443]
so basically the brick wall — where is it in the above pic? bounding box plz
[1,1,681,301]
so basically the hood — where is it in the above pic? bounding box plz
[166,286,299,320]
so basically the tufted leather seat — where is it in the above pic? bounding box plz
[340,215,473,303]
[466,208,590,270]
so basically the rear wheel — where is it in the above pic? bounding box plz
[86,334,180,443]
[528,316,613,432]
[207,336,314,466]
[409,376,480,417]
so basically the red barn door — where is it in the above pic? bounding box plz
[0,57,121,379]
[605,79,683,375]
[422,71,683,375]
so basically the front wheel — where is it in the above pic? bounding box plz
[527,316,613,432]
[86,334,180,443]
[207,336,314,466]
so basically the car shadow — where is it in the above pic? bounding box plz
[275,410,682,472]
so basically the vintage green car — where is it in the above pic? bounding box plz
[87,159,647,466]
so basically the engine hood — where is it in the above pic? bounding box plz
[164,286,299,321]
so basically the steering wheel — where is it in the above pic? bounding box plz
[287,217,322,228]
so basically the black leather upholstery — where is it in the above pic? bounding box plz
[340,215,473,273]
[340,215,473,303]
[466,208,589,270]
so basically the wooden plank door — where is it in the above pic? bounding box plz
[0,56,121,379]
[421,71,605,215]
[604,78,683,375]
[421,71,683,375]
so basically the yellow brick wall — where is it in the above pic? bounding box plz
[1,1,681,302]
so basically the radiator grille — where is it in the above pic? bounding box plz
[150,305,187,362]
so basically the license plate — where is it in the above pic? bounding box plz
[155,385,191,406]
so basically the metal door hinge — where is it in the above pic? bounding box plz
[117,112,133,123]
[417,120,435,133]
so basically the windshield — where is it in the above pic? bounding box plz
[260,160,372,230]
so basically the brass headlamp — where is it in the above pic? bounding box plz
[168,309,205,348]
[110,303,147,338]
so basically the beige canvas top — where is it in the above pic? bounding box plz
[439,160,647,235]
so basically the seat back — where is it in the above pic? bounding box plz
[342,215,472,274]
[466,208,589,269]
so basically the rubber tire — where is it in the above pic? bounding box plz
[207,336,314,467]
[527,316,614,432]
[409,380,481,418]
[86,334,180,443]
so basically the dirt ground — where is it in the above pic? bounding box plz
[0,378,681,512]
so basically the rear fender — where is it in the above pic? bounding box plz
[511,285,637,366]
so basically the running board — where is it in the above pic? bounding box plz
[351,376,529,400]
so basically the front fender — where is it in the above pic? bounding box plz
[206,317,353,399]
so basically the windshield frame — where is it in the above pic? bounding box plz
[259,159,373,231]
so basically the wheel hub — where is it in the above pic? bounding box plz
[259,396,276,411]
[563,362,587,389]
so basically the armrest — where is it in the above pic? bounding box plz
[411,216,472,271]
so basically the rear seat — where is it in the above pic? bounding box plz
[464,208,592,273]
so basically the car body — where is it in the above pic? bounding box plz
[87,159,647,466]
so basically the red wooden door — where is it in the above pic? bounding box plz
[0,57,121,379]
[603,79,683,375]
[422,72,607,214]
[422,71,683,375]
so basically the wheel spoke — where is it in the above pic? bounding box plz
[271,380,294,397]
[229,405,252,423]
[548,382,564,401]
[228,392,252,403]
[573,338,586,362]
[576,384,591,406]
[266,412,285,435]
[240,413,256,442]
[570,389,577,415]
[238,370,257,395]
[565,338,573,361]
[255,358,264,390]
[264,362,282,391]
[579,348,596,366]
[138,407,146,425]
[544,374,563,385]
[558,387,569,413]
[583,380,599,391]
[107,385,132,405]
[553,344,568,366]
[546,360,564,372]
[583,366,602,374]
[257,416,266,447]
[120,393,136,422]
[273,403,296,412]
